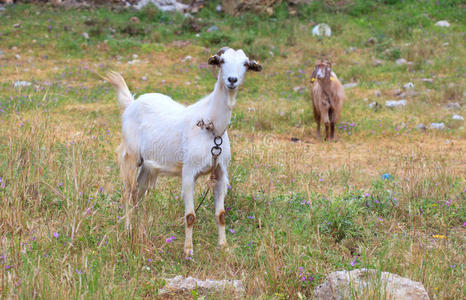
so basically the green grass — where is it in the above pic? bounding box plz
[0,1,465,298]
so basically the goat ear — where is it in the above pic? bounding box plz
[246,60,262,72]
[208,55,221,66]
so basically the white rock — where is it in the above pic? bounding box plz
[435,20,450,27]
[403,82,414,89]
[416,123,427,130]
[312,24,331,37]
[132,54,138,59]
[128,59,140,65]
[343,82,358,89]
[14,81,32,87]
[373,59,383,66]
[216,4,222,12]
[375,90,382,97]
[182,55,192,62]
[445,102,460,109]
[430,122,445,130]
[420,78,434,83]
[452,114,464,121]
[15,54,21,60]
[141,76,147,81]
[134,0,189,12]
[82,32,89,39]
[314,269,430,300]
[385,100,407,107]
[159,276,245,296]
[396,58,407,65]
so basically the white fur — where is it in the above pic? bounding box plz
[105,48,259,257]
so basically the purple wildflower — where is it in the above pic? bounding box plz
[52,232,59,239]
[350,256,359,267]
[247,216,255,219]
[228,228,236,234]
[75,269,83,274]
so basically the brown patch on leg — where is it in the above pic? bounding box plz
[186,213,196,227]
[217,210,226,226]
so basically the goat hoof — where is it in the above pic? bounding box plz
[184,246,194,259]
[218,241,227,249]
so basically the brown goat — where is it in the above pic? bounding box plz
[310,61,345,140]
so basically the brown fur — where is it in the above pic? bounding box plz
[310,61,345,140]
[186,213,196,227]
[217,210,226,226]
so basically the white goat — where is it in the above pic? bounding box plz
[105,47,262,257]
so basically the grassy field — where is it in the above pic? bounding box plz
[0,1,465,298]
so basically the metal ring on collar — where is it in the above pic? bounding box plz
[214,136,223,146]
[211,146,222,157]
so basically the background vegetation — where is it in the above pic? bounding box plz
[0,0,464,298]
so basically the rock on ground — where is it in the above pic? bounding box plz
[435,20,450,27]
[312,23,331,37]
[14,81,32,88]
[452,114,464,121]
[385,100,407,107]
[343,82,358,89]
[314,269,430,300]
[134,0,189,11]
[445,102,460,110]
[430,123,445,130]
[159,276,245,297]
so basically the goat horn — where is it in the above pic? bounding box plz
[217,47,231,56]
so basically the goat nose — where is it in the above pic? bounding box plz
[228,77,238,84]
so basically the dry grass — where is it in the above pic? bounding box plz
[0,2,465,299]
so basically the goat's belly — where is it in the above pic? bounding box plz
[143,159,182,176]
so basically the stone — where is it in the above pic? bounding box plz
[207,25,219,32]
[182,55,192,62]
[141,76,147,81]
[159,276,245,296]
[82,32,89,39]
[373,59,383,66]
[314,269,429,300]
[420,78,434,83]
[216,4,222,12]
[416,123,427,130]
[134,0,189,12]
[403,82,414,89]
[385,100,407,107]
[15,54,21,60]
[452,114,464,121]
[396,58,407,65]
[435,20,450,27]
[312,23,331,37]
[445,102,460,110]
[375,90,382,97]
[14,81,32,88]
[430,123,445,130]
[343,82,358,89]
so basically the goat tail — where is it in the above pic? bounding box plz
[103,71,133,110]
